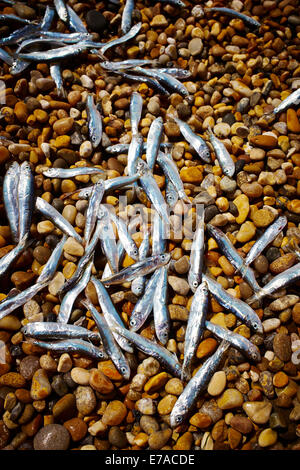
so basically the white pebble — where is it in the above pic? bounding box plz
[262,318,281,332]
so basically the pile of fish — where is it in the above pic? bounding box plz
[1,0,300,428]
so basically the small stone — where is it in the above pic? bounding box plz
[252,209,275,228]
[86,10,107,31]
[157,394,177,415]
[40,355,57,372]
[0,372,26,388]
[37,220,55,235]
[48,272,65,296]
[240,182,263,199]
[11,272,35,290]
[140,416,159,434]
[273,333,291,362]
[220,176,237,193]
[188,38,203,56]
[254,255,269,274]
[89,369,114,394]
[236,221,256,243]
[173,431,193,450]
[64,418,87,442]
[20,356,40,381]
[150,15,168,27]
[269,295,299,312]
[196,338,218,359]
[258,428,277,447]
[287,109,300,132]
[102,401,127,425]
[57,354,72,373]
[180,166,203,183]
[108,426,128,448]
[136,398,156,415]
[168,275,190,295]
[0,420,10,449]
[148,429,172,450]
[52,394,76,421]
[269,253,297,275]
[207,371,227,396]
[250,134,277,148]
[174,256,189,274]
[217,389,244,410]
[165,378,183,396]
[53,118,74,135]
[230,416,253,434]
[233,194,249,224]
[231,80,253,97]
[168,304,189,321]
[74,386,96,416]
[33,424,70,450]
[189,412,212,429]
[63,237,84,257]
[144,372,169,393]
[30,369,52,400]
[71,368,90,386]
[243,401,272,424]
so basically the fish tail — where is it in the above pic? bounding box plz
[246,291,263,307]
[206,124,213,137]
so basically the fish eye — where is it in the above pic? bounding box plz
[121,366,128,374]
[193,280,198,288]
[130,319,136,326]
[175,416,183,424]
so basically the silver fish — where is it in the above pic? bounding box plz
[129,268,161,332]
[106,142,172,154]
[101,240,126,280]
[131,229,150,296]
[111,322,182,378]
[19,41,89,61]
[247,262,300,306]
[35,197,83,244]
[208,7,261,28]
[154,67,191,79]
[115,70,170,96]
[136,159,170,225]
[188,206,205,292]
[40,31,92,43]
[100,22,142,56]
[0,14,36,24]
[82,298,131,380]
[109,212,139,261]
[205,321,261,362]
[3,161,20,243]
[271,87,300,115]
[50,63,65,98]
[0,235,29,279]
[207,224,261,294]
[75,173,140,199]
[207,125,235,177]
[0,280,48,321]
[102,253,171,286]
[0,47,14,65]
[10,58,30,75]
[153,265,170,345]
[42,166,104,178]
[84,180,105,246]
[146,117,164,170]
[156,150,190,203]
[86,93,102,148]
[22,322,100,343]
[57,260,93,324]
[91,276,133,354]
[127,133,144,179]
[133,67,189,97]
[18,161,34,240]
[58,220,102,296]
[130,91,143,136]
[170,340,229,427]
[54,0,69,23]
[165,173,179,208]
[182,280,209,381]
[121,0,135,34]
[40,5,55,30]
[170,115,211,163]
[101,59,155,70]
[29,338,107,360]
[203,273,263,334]
[0,24,39,46]
[16,38,64,53]
[66,5,88,33]
[245,215,287,266]
[152,210,166,256]
[37,234,67,284]
[98,205,119,274]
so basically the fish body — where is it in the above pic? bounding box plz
[101,59,155,70]
[102,253,171,285]
[101,240,126,280]
[203,274,263,334]
[100,22,142,55]
[207,224,261,293]
[127,133,144,177]
[98,205,119,274]
[84,180,105,246]
[37,235,67,284]
[165,174,179,208]
[50,64,65,98]
[152,210,167,256]
[111,322,182,378]
[182,281,209,381]
[153,265,170,344]
[114,70,170,95]
[156,150,189,203]
[40,5,55,30]
[91,276,133,353]
[19,42,89,61]
[0,14,35,25]
[272,88,300,115]
[57,261,93,323]
[109,212,139,261]
[3,161,20,242]
[0,24,39,46]
[35,197,83,244]
[131,229,150,296]
[22,322,100,343]
[43,166,104,178]
[129,268,161,331]
[76,173,140,199]
[0,235,29,279]
[18,161,34,240]
[105,142,172,154]
[86,93,102,148]
[54,0,69,23]
[0,281,48,321]
[188,207,205,292]
[245,216,287,266]
[171,116,211,163]
[146,117,164,170]
[29,338,107,360]
[170,340,229,427]
[66,5,88,33]
[133,67,189,97]
[154,68,191,79]
[207,126,235,177]
[208,7,261,28]
[82,298,131,380]
[130,91,143,136]
[0,47,14,65]
[121,0,135,34]
[205,321,261,362]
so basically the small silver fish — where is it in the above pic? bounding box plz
[207,125,235,177]
[154,67,191,79]
[112,70,170,96]
[152,210,167,256]
[170,340,229,427]
[100,22,142,56]
[57,260,93,324]
[165,174,179,208]
[205,321,261,362]
[40,5,55,30]
[0,47,14,66]
[133,66,189,97]
[208,7,261,28]
[19,41,89,61]
[75,173,140,199]
[84,180,105,246]
[101,59,155,70]
[82,298,131,380]
[121,0,135,34]
[0,24,39,46]
[0,281,48,321]
[105,142,172,154]
[0,14,36,25]
[130,91,143,136]
[271,87,300,115]
[111,322,182,378]
[131,229,150,296]
[66,5,88,33]
[188,206,205,292]
[127,133,144,178]
[245,215,287,266]
[22,322,100,343]
[153,265,170,345]
[203,273,263,334]
[42,166,104,178]
[50,63,66,98]
[102,253,171,286]
[86,93,102,148]
[35,197,83,244]
[18,161,34,240]
[3,161,20,243]
[54,0,69,23]
[170,115,211,163]
[146,117,164,170]
[29,338,107,361]
[98,205,119,274]
[101,240,126,281]
[156,150,190,203]
[37,235,67,285]
[182,281,209,381]
[109,212,139,261]
[91,276,133,354]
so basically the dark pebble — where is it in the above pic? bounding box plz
[53,158,68,169]
[222,112,235,126]
[10,401,24,422]
[19,355,40,381]
[46,312,57,322]
[237,98,250,113]
[0,420,10,449]
[266,247,281,263]
[227,348,246,365]
[204,205,219,223]
[235,159,246,174]
[108,426,128,448]
[86,10,107,32]
[10,345,23,357]
[45,234,60,248]
[51,375,69,397]
[33,424,70,450]
[176,103,191,120]
[33,246,51,265]
[264,332,276,350]
[63,372,77,390]
[52,198,64,212]
[229,202,239,217]
[285,210,300,224]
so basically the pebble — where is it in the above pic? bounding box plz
[230,415,253,434]
[207,371,227,396]
[30,369,52,400]
[273,333,291,362]
[136,398,156,415]
[63,238,84,257]
[252,209,275,227]
[243,401,272,424]
[108,426,128,448]
[258,428,277,447]
[74,386,96,416]
[33,424,70,450]
[269,253,297,275]
[89,369,114,394]
[102,401,127,426]
[217,389,244,410]
[86,10,107,31]
[64,418,87,442]
[52,394,76,421]
[148,429,172,450]
[19,356,40,381]
[188,38,203,56]
[167,276,190,295]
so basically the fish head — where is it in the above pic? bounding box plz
[200,145,211,162]
[129,244,139,261]
[131,282,143,296]
[118,359,131,381]
[166,190,177,208]
[188,271,200,293]
[249,343,261,363]
[157,252,171,265]
[250,317,264,336]
[90,132,99,148]
[170,405,186,428]
[44,167,57,177]
[136,158,149,177]
[156,321,170,345]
